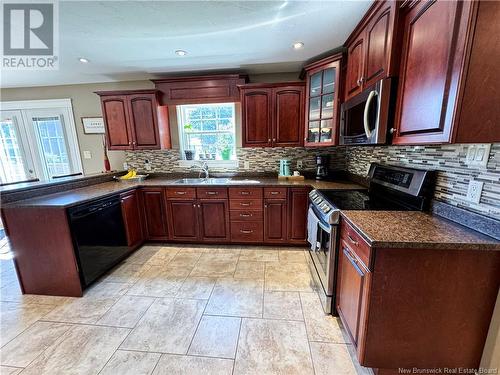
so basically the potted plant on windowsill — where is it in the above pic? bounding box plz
[217,134,233,161]
[183,123,195,160]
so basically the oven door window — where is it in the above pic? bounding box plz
[316,226,331,275]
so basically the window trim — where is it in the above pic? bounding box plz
[176,102,237,163]
[0,99,83,180]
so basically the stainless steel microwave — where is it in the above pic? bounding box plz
[340,78,395,145]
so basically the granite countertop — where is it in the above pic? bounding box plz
[341,210,500,251]
[2,177,363,209]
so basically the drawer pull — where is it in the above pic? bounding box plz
[347,234,358,245]
[270,191,279,195]
[175,191,187,195]
[240,213,251,217]
[240,203,250,206]
[240,229,253,234]
[206,191,218,195]
[240,191,250,195]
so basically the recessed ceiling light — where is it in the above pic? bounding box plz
[78,57,89,63]
[175,50,187,56]
[293,42,304,50]
[279,1,288,9]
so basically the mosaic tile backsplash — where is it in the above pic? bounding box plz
[125,147,347,174]
[126,143,500,220]
[345,143,500,220]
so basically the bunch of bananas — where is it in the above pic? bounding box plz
[120,169,137,180]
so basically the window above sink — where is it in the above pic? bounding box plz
[177,103,237,165]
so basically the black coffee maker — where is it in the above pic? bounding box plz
[315,155,329,180]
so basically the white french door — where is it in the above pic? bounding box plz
[0,99,83,184]
[0,110,36,183]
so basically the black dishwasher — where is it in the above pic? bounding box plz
[68,195,130,287]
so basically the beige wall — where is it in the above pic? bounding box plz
[1,80,154,174]
[0,73,299,175]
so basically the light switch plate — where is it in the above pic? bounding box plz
[83,150,92,159]
[466,180,483,204]
[244,161,250,170]
[297,160,303,169]
[465,144,491,168]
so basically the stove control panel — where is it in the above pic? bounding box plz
[309,190,338,224]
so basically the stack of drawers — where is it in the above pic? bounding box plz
[229,187,263,242]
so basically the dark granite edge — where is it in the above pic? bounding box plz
[431,200,500,241]
[340,212,500,251]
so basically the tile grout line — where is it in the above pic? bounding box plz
[231,317,243,375]
[299,291,317,375]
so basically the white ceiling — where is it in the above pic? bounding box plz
[1,0,372,88]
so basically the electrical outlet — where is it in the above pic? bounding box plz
[466,180,483,204]
[244,161,250,170]
[297,160,303,169]
[83,150,92,159]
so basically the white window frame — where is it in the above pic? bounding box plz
[176,102,238,168]
[0,99,83,180]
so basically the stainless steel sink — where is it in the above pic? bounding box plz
[174,178,232,185]
[227,179,261,184]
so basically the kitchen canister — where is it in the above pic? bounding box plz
[279,159,291,176]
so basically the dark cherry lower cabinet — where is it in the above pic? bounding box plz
[287,187,310,244]
[198,199,230,242]
[337,220,500,371]
[141,188,168,240]
[166,200,199,241]
[263,199,287,244]
[120,190,144,247]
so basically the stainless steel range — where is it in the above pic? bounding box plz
[306,163,435,314]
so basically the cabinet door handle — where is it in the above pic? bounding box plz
[206,191,218,195]
[264,204,268,208]
[268,139,271,143]
[240,229,253,234]
[193,203,196,207]
[176,191,187,195]
[347,234,358,246]
[240,213,251,218]
[272,138,276,142]
[198,204,201,208]
[343,248,364,276]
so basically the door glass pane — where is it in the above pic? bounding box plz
[310,72,322,96]
[0,117,28,184]
[321,94,334,118]
[309,97,321,121]
[32,116,71,177]
[307,121,320,143]
[322,68,336,94]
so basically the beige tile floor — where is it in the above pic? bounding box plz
[0,243,372,375]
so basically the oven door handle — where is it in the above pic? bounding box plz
[363,90,378,139]
[318,220,331,233]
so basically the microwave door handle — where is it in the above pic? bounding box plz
[363,90,378,139]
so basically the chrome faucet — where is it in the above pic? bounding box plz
[191,161,209,179]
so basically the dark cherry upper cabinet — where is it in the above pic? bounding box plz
[120,190,144,247]
[273,86,305,147]
[344,1,398,101]
[345,36,365,100]
[287,187,310,244]
[264,200,287,243]
[303,54,342,147]
[141,188,168,240]
[167,200,199,241]
[240,88,273,147]
[96,90,171,151]
[393,0,500,144]
[198,199,230,242]
[240,82,305,148]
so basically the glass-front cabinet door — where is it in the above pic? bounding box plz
[304,54,342,147]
